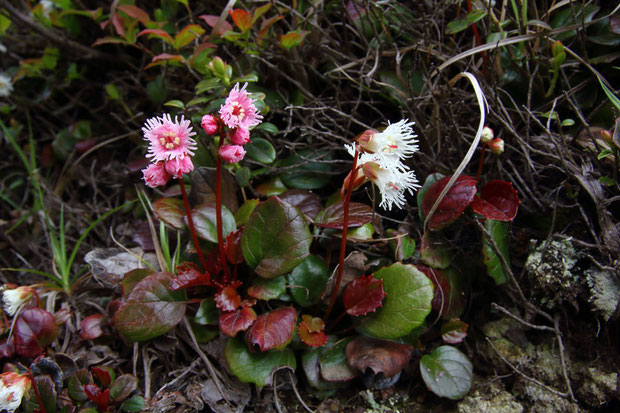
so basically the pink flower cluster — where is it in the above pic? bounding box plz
[201,82,263,163]
[142,114,197,188]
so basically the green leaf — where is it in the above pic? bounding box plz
[248,276,287,300]
[234,199,259,226]
[241,197,312,278]
[420,345,472,400]
[235,166,251,187]
[446,10,487,35]
[195,298,218,325]
[360,263,434,339]
[302,345,345,391]
[113,272,187,341]
[319,337,357,382]
[235,73,259,83]
[288,255,330,307]
[164,99,185,109]
[121,395,145,412]
[245,138,276,164]
[110,374,137,402]
[256,122,279,133]
[121,268,155,298]
[481,220,510,285]
[280,150,332,189]
[34,376,57,413]
[561,118,575,127]
[195,78,222,95]
[225,337,296,387]
[280,30,306,49]
[598,176,616,186]
[105,84,121,100]
[597,74,620,111]
[190,202,236,243]
[598,149,614,160]
[420,231,452,269]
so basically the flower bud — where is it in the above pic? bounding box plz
[218,144,246,163]
[201,114,219,135]
[229,127,251,145]
[142,162,171,188]
[489,137,504,155]
[165,156,194,178]
[481,126,494,144]
[0,372,32,412]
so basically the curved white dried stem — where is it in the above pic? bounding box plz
[423,72,487,230]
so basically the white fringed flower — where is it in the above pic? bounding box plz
[0,73,13,98]
[358,119,418,165]
[2,287,34,316]
[362,161,420,211]
[0,372,31,413]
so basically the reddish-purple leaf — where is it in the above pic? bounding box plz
[417,266,466,319]
[214,286,241,312]
[247,307,297,351]
[117,4,150,23]
[278,190,323,221]
[80,314,106,340]
[198,15,234,34]
[0,335,15,359]
[14,307,59,358]
[131,221,155,251]
[345,336,413,378]
[225,228,244,264]
[314,202,373,229]
[440,319,468,344]
[470,180,520,221]
[91,366,112,388]
[343,275,386,316]
[219,307,257,337]
[422,175,478,230]
[84,384,109,413]
[298,315,327,348]
[153,198,186,230]
[169,263,210,290]
[137,29,174,45]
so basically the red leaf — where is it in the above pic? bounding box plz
[219,307,257,337]
[14,307,58,358]
[0,335,15,359]
[470,180,520,221]
[138,29,174,45]
[225,228,244,264]
[279,189,323,220]
[169,263,210,290]
[422,175,478,230]
[91,366,112,388]
[75,138,97,154]
[214,286,241,312]
[198,15,233,34]
[298,315,327,348]
[230,9,252,32]
[343,275,386,316]
[345,336,412,377]
[151,53,184,63]
[117,4,150,23]
[247,307,297,351]
[84,384,109,412]
[80,314,106,340]
[111,12,125,37]
[440,319,468,344]
[418,266,450,313]
[314,202,374,229]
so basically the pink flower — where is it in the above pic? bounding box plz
[229,127,251,145]
[165,156,194,178]
[143,113,197,163]
[219,83,263,130]
[201,114,219,135]
[219,144,246,163]
[489,137,504,155]
[142,162,171,187]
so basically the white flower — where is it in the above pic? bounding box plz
[0,73,13,98]
[2,287,34,316]
[362,161,420,211]
[40,0,54,19]
[358,119,418,166]
[0,372,31,413]
[0,43,6,53]
[480,126,494,143]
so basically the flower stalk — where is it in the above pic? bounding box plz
[179,179,209,279]
[216,128,231,283]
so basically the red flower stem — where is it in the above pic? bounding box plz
[467,0,486,66]
[327,311,346,331]
[28,373,47,413]
[324,145,359,321]
[179,179,209,276]
[476,142,487,181]
[216,128,230,283]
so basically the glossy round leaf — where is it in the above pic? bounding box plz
[219,307,257,337]
[420,345,472,400]
[319,337,357,382]
[343,275,386,316]
[422,175,477,231]
[278,189,322,221]
[245,137,276,164]
[470,180,520,221]
[80,314,106,340]
[225,337,296,387]
[247,307,297,351]
[113,272,187,341]
[360,263,434,339]
[189,202,236,243]
[345,336,412,378]
[247,276,287,301]
[288,255,330,307]
[241,197,312,278]
[14,307,59,358]
[195,299,218,325]
[153,198,186,230]
[314,202,373,229]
